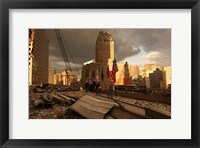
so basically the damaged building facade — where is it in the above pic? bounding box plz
[29,29,49,85]
[81,31,133,89]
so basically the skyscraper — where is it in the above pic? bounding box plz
[29,29,49,85]
[95,31,114,64]
[81,31,134,88]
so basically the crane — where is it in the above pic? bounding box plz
[55,29,72,71]
[54,29,75,86]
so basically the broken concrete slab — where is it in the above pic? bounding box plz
[70,94,116,119]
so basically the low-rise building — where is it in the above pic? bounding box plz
[53,70,74,86]
[48,67,55,84]
[149,68,163,89]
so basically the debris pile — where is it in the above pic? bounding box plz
[29,84,85,119]
[100,94,171,112]
[29,84,171,119]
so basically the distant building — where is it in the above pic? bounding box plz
[162,66,171,89]
[140,64,155,78]
[133,65,139,79]
[145,78,150,88]
[54,70,74,86]
[29,29,49,85]
[48,67,55,84]
[76,70,82,82]
[133,75,146,88]
[81,31,133,89]
[116,62,133,85]
[149,68,163,89]
[140,69,153,78]
[54,73,62,85]
[140,64,162,78]
[144,64,155,71]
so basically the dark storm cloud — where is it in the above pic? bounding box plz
[112,29,171,60]
[47,29,98,64]
[46,29,171,71]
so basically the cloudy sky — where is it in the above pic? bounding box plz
[46,29,171,73]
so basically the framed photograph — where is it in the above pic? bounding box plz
[0,0,199,147]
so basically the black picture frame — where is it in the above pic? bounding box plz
[0,0,199,148]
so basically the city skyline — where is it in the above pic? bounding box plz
[29,29,171,120]
[46,29,171,73]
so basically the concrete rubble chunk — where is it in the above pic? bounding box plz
[70,94,115,119]
[57,93,75,103]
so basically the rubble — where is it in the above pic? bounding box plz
[111,95,171,112]
[29,84,86,119]
[29,84,171,119]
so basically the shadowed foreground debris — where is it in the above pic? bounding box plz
[29,84,85,119]
[29,84,171,119]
